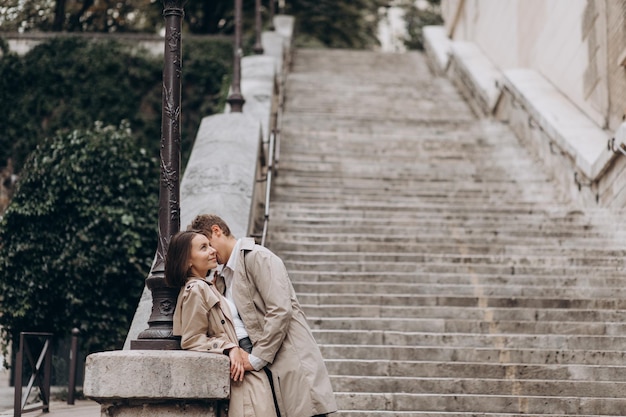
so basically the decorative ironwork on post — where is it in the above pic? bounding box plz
[253,0,264,54]
[131,0,186,350]
[227,0,245,112]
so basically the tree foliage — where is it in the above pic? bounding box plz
[0,122,158,355]
[1,0,385,49]
[0,0,162,33]
[0,35,232,174]
[401,0,443,51]
[286,0,385,49]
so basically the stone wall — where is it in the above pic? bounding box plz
[433,1,626,210]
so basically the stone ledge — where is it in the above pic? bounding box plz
[422,25,452,75]
[501,69,614,181]
[447,41,502,115]
[83,350,230,400]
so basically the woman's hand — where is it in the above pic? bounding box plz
[228,347,245,382]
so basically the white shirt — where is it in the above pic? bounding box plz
[221,238,268,371]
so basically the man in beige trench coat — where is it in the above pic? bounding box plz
[191,214,338,417]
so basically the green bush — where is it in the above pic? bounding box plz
[0,122,158,356]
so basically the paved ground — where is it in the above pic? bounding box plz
[0,369,99,417]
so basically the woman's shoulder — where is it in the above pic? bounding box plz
[181,278,220,305]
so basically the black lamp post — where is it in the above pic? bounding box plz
[131,0,186,350]
[253,0,264,54]
[227,0,245,112]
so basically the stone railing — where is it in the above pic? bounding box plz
[84,14,294,417]
[423,25,625,209]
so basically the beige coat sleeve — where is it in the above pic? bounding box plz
[178,282,237,354]
[244,250,293,364]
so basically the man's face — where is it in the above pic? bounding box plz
[207,226,229,266]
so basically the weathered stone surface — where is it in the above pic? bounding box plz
[83,350,229,401]
[270,48,626,416]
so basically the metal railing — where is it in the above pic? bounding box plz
[256,60,286,247]
[13,332,52,417]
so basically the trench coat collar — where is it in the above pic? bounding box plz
[185,276,235,324]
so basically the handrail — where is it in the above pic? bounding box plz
[257,71,285,247]
[14,332,52,417]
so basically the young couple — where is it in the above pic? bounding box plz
[165,214,337,417]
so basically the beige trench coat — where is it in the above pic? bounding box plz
[173,277,277,417]
[215,238,337,417]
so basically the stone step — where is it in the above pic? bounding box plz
[289,270,626,285]
[325,359,626,382]
[294,282,626,298]
[302,304,626,323]
[319,344,626,366]
[334,392,626,415]
[272,218,612,232]
[307,317,626,335]
[334,413,588,417]
[270,191,561,205]
[280,252,626,268]
[330,375,626,397]
[311,330,626,351]
[283,260,626,275]
[270,231,626,245]
[298,293,626,309]
[271,233,624,247]
[272,241,626,256]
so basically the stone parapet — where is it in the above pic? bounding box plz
[446,41,502,117]
[423,25,626,209]
[84,350,229,416]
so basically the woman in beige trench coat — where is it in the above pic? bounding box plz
[165,230,277,417]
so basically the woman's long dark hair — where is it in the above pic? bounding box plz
[164,230,199,288]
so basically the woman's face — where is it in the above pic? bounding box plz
[188,234,218,278]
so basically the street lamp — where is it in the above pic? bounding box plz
[227,0,245,112]
[131,0,186,350]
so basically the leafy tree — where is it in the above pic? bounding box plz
[0,122,159,356]
[1,0,385,49]
[0,0,161,33]
[286,0,386,49]
[401,0,443,50]
[0,35,232,175]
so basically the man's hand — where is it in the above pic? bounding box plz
[240,350,255,371]
[228,348,245,381]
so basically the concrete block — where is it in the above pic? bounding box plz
[84,350,230,400]
[501,68,614,181]
[273,15,295,40]
[447,41,502,115]
[262,31,285,75]
[239,55,277,142]
[180,113,262,236]
[422,25,452,75]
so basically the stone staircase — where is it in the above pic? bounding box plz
[266,49,626,416]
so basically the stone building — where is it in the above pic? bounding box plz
[431,0,626,208]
